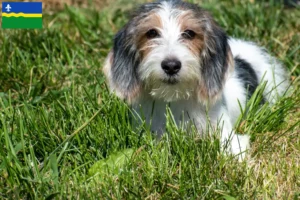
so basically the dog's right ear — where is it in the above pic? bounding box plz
[103,28,141,104]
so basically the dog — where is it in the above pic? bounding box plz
[103,0,289,160]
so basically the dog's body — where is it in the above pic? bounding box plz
[103,0,289,159]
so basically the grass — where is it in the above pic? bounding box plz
[0,0,299,199]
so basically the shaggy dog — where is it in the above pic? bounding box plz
[103,0,289,160]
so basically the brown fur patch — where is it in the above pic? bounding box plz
[178,10,205,57]
[135,13,162,60]
[225,49,235,78]
[197,84,223,106]
[121,85,141,104]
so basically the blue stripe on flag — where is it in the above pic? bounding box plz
[2,2,42,14]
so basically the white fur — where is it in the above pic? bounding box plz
[133,90,250,160]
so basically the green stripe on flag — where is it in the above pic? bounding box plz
[2,17,42,29]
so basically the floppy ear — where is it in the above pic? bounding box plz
[198,23,234,104]
[103,27,141,103]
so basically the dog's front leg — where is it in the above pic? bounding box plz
[220,112,250,161]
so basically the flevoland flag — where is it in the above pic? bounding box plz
[2,2,42,29]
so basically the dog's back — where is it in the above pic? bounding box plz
[229,39,289,104]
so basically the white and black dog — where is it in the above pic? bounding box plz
[103,0,289,159]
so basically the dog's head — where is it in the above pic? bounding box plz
[103,0,234,104]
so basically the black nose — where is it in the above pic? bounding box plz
[161,59,181,75]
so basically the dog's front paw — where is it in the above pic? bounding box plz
[231,134,250,161]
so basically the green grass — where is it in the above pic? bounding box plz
[0,0,299,199]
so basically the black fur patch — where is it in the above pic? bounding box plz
[112,28,140,96]
[234,57,260,100]
[201,28,230,98]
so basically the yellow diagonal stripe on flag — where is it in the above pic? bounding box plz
[2,13,42,18]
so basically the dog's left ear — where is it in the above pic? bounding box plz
[103,27,141,104]
[198,22,234,104]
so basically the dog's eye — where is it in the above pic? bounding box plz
[182,29,196,39]
[146,29,159,39]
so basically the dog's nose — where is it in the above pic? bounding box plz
[161,59,181,75]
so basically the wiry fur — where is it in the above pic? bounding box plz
[103,0,289,160]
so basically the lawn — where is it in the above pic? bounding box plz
[0,0,299,199]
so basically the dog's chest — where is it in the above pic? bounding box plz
[132,98,221,135]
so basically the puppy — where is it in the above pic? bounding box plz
[103,0,289,159]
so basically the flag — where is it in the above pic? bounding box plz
[2,2,42,29]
